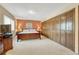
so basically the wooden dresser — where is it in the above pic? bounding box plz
[0,34,13,54]
[0,34,3,54]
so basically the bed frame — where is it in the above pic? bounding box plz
[16,28,41,41]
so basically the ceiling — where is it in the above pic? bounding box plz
[0,3,75,21]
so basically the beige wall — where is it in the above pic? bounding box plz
[0,5,14,24]
[43,4,77,22]
[75,5,78,54]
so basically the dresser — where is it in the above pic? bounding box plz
[0,33,13,54]
[0,34,3,54]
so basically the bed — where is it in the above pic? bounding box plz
[16,28,41,41]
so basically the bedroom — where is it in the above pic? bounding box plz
[0,3,79,55]
[16,19,41,41]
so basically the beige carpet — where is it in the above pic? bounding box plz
[6,36,76,55]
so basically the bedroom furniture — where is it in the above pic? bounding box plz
[0,42,3,54]
[42,9,75,51]
[0,25,11,33]
[0,33,13,54]
[3,35,13,53]
[0,34,3,54]
[17,28,41,41]
[0,25,13,54]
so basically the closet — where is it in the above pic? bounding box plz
[65,10,75,51]
[42,9,75,51]
[60,14,66,46]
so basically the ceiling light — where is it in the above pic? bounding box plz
[28,10,35,14]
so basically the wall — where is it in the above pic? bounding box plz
[74,6,79,54]
[16,19,41,32]
[78,6,79,54]
[42,9,75,51]
[0,5,15,32]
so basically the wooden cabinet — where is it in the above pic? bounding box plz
[42,21,49,38]
[42,9,75,51]
[0,34,3,54]
[3,37,13,52]
[54,16,61,43]
[0,34,13,53]
[60,14,66,46]
[0,25,13,54]
[65,10,75,51]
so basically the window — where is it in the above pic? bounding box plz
[4,15,11,24]
[3,15,14,31]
